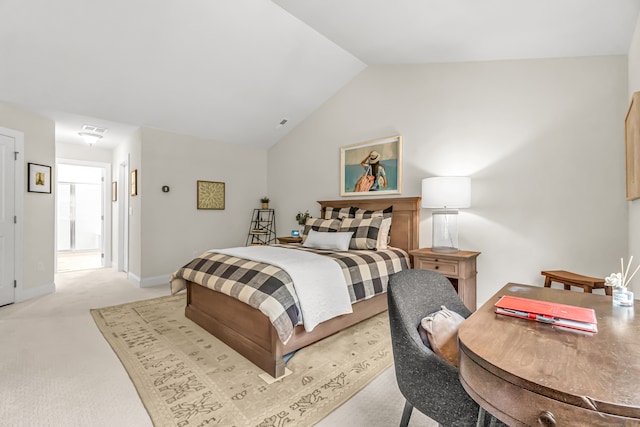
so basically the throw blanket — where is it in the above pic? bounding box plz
[213,246,352,332]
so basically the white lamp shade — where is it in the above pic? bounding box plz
[421,177,471,208]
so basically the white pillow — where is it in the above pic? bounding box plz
[376,218,392,250]
[302,230,353,251]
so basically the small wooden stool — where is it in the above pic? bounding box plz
[541,270,611,296]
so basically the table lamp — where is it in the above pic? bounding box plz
[421,177,471,253]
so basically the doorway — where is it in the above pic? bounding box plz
[0,127,24,306]
[1,134,15,305]
[56,162,110,272]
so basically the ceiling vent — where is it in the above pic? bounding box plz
[81,124,108,135]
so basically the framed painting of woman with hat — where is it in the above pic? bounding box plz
[340,135,402,196]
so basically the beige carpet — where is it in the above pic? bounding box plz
[91,294,394,427]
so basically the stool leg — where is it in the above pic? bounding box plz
[544,277,552,288]
[564,284,571,291]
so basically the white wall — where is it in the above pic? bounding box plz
[268,56,628,306]
[111,132,137,273]
[110,129,142,279]
[628,13,640,292]
[0,102,55,298]
[138,128,268,284]
[56,142,113,164]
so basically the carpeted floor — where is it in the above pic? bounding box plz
[0,268,436,427]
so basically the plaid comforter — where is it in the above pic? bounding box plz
[170,244,409,343]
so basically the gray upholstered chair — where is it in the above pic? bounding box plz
[387,269,498,427]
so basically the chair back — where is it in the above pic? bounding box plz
[387,269,480,427]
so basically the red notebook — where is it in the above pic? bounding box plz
[494,295,597,333]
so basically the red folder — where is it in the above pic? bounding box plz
[495,295,597,333]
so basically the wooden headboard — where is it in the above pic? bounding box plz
[317,197,421,255]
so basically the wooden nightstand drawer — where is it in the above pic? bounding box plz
[409,248,481,311]
[414,258,458,276]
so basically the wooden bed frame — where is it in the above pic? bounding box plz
[185,196,421,378]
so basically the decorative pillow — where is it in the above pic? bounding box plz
[354,206,393,243]
[339,217,383,250]
[303,218,341,241]
[323,207,355,220]
[302,230,353,251]
[418,305,465,367]
[376,218,392,250]
[353,205,393,219]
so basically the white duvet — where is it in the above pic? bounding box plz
[212,246,353,332]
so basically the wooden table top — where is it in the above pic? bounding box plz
[458,283,640,422]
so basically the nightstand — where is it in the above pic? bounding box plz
[409,248,480,311]
[276,236,302,244]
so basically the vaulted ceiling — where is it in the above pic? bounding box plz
[1,0,638,149]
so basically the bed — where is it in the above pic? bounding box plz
[171,197,420,378]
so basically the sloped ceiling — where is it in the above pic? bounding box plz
[0,0,365,148]
[275,0,640,64]
[1,0,639,149]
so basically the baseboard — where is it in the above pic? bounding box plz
[127,272,141,286]
[140,274,171,288]
[16,281,55,302]
[127,272,170,289]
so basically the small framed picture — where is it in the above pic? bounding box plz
[130,169,138,196]
[112,181,117,202]
[197,180,225,210]
[28,163,52,193]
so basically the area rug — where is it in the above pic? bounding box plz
[90,294,393,427]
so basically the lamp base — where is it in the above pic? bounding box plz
[431,246,459,254]
[431,210,459,253]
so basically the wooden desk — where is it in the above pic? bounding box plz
[458,283,640,426]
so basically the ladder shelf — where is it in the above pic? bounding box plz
[246,209,276,246]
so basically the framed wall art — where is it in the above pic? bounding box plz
[197,180,225,210]
[130,169,138,196]
[625,92,640,201]
[27,163,52,193]
[340,135,402,196]
[112,181,117,202]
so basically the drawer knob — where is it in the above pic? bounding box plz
[537,411,556,427]
[435,266,439,270]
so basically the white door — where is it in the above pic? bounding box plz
[0,134,15,306]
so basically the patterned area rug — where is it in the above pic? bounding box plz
[90,295,393,427]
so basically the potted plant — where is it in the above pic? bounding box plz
[296,210,310,226]
[261,196,270,209]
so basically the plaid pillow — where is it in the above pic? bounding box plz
[354,206,393,243]
[303,218,341,240]
[353,205,393,219]
[339,217,383,250]
[324,206,355,220]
